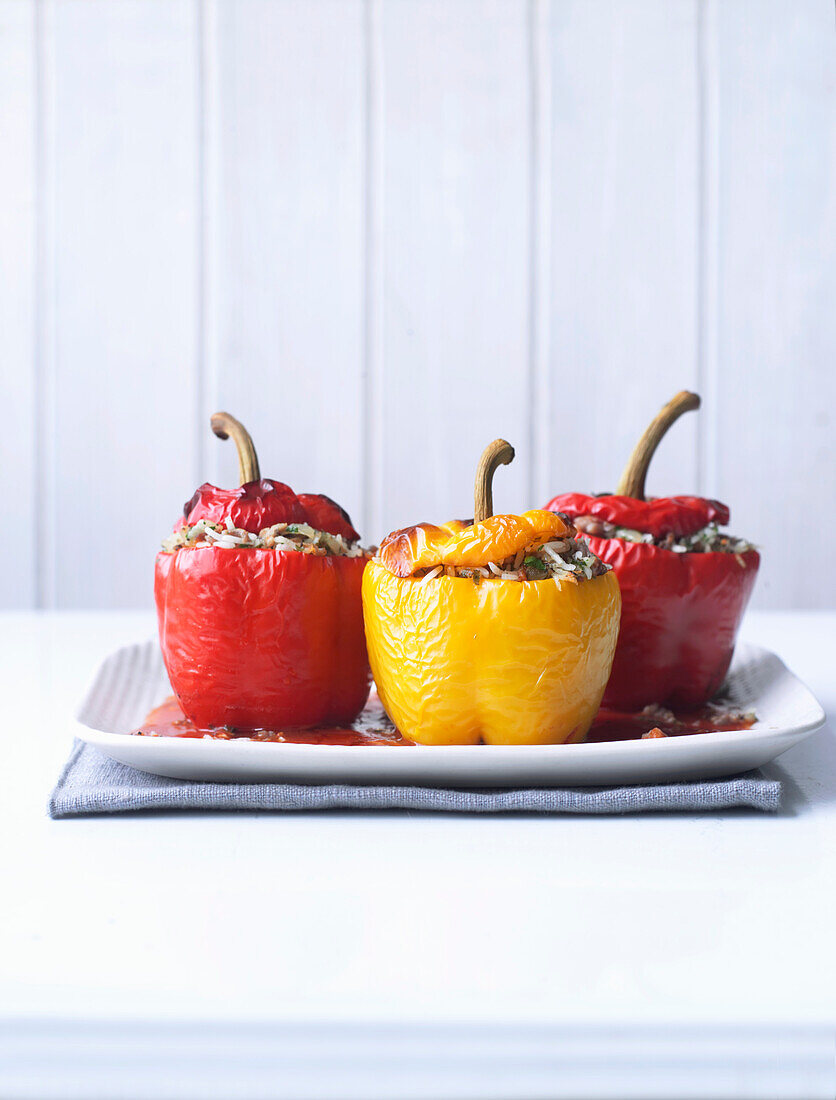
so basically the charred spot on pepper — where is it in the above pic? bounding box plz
[378,522,609,585]
[376,511,584,581]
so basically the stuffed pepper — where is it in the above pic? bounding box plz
[545,391,759,710]
[155,412,370,730]
[362,440,621,745]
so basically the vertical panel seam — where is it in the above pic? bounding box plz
[195,0,206,484]
[362,0,384,541]
[33,0,56,609]
[196,0,219,484]
[30,0,40,607]
[528,0,552,507]
[696,0,720,497]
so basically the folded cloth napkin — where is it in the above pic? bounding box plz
[49,740,781,817]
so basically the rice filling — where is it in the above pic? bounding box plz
[161,518,366,557]
[402,536,610,585]
[574,517,754,556]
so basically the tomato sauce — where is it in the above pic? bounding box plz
[133,696,754,746]
[134,695,412,746]
[586,706,754,743]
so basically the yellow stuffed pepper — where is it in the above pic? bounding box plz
[362,440,621,745]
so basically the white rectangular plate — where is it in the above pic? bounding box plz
[75,641,825,787]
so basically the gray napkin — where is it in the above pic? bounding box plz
[54,641,783,817]
[49,740,781,817]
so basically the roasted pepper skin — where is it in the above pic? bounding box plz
[546,492,759,709]
[379,511,573,577]
[183,480,360,542]
[363,563,621,746]
[549,492,729,540]
[156,548,370,730]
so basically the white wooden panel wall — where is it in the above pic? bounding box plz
[711,0,836,609]
[545,1,701,502]
[379,0,531,534]
[3,0,835,610]
[0,1,36,606]
[42,0,200,608]
[208,0,366,526]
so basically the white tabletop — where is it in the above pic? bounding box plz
[2,610,834,1100]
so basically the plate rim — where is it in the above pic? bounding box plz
[74,640,826,759]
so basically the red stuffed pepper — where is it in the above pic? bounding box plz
[545,391,759,710]
[155,412,370,730]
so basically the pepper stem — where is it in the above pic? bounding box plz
[474,439,515,523]
[614,391,701,500]
[210,412,261,486]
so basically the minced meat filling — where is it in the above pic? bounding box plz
[405,536,610,585]
[574,516,754,556]
[161,518,367,558]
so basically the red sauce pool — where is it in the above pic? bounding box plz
[134,697,754,746]
[587,706,754,742]
[134,695,412,746]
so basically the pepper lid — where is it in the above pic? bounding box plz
[181,412,360,541]
[545,391,731,538]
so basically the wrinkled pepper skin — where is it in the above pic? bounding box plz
[379,511,574,576]
[583,537,759,710]
[549,492,729,539]
[156,549,370,730]
[363,563,621,746]
[183,480,360,542]
[546,492,759,709]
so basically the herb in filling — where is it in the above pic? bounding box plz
[161,518,366,558]
[574,517,754,556]
[404,536,610,585]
